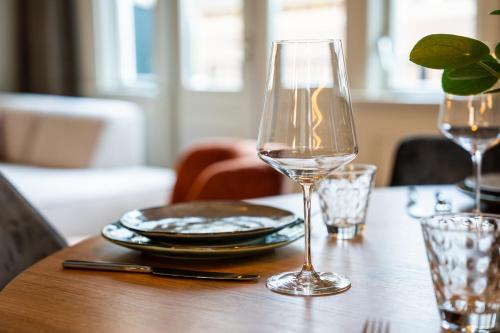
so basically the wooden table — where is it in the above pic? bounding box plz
[0,186,474,332]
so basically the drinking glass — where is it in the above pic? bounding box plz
[420,213,500,332]
[438,94,500,213]
[318,164,376,239]
[257,40,358,296]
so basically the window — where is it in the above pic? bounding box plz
[133,0,156,75]
[93,0,485,95]
[269,0,346,88]
[270,0,346,42]
[95,0,157,90]
[387,0,477,90]
[180,0,244,91]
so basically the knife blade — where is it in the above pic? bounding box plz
[62,260,260,281]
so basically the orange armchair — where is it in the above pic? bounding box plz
[170,138,285,203]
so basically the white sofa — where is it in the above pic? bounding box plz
[0,93,176,243]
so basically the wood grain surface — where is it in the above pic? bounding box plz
[0,186,475,332]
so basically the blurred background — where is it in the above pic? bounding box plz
[0,0,499,241]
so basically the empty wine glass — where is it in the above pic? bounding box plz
[438,94,500,212]
[257,40,358,296]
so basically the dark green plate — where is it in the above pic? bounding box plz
[120,201,300,242]
[102,220,304,260]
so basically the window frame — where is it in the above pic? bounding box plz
[383,0,481,92]
[381,0,500,94]
[178,0,247,92]
[91,0,497,97]
[93,0,158,94]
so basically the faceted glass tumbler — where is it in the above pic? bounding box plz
[420,213,500,332]
[317,164,376,239]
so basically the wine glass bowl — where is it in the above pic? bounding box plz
[257,39,358,296]
[438,94,500,212]
[439,94,500,153]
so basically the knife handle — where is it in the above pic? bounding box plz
[63,260,260,282]
[63,260,152,273]
[152,268,261,281]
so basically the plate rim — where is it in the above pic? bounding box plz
[119,200,299,240]
[464,173,500,193]
[456,181,500,203]
[101,220,304,256]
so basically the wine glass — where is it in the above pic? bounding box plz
[257,40,358,296]
[438,94,500,213]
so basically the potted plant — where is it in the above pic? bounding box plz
[409,9,500,213]
[410,9,499,95]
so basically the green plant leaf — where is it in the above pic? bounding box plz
[490,9,500,15]
[485,88,500,94]
[496,42,500,59]
[442,69,498,95]
[481,54,498,62]
[447,64,492,80]
[410,34,490,69]
[448,55,500,80]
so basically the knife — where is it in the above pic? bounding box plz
[62,260,260,281]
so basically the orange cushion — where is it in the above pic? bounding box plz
[171,138,256,203]
[170,138,284,203]
[185,156,284,202]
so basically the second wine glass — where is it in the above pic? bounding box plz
[257,39,358,296]
[438,94,500,213]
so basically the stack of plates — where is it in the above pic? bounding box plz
[457,173,500,204]
[101,201,304,259]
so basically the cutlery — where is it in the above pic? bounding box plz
[63,260,260,281]
[362,319,390,333]
[406,187,452,219]
[434,190,452,213]
[406,186,426,219]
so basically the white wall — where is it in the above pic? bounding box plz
[353,96,440,186]
[0,0,18,91]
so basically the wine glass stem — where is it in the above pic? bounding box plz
[471,150,483,213]
[301,183,314,272]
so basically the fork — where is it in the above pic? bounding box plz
[406,187,452,219]
[362,319,390,333]
[434,190,452,213]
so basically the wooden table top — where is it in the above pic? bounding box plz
[0,186,474,333]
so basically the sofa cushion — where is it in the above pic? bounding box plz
[0,163,176,240]
[0,93,145,168]
[2,110,103,168]
[2,110,35,163]
[30,115,103,168]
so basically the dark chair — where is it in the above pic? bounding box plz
[0,172,66,289]
[390,136,500,186]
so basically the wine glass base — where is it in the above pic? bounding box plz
[266,271,351,296]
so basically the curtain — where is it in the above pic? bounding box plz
[17,0,77,95]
